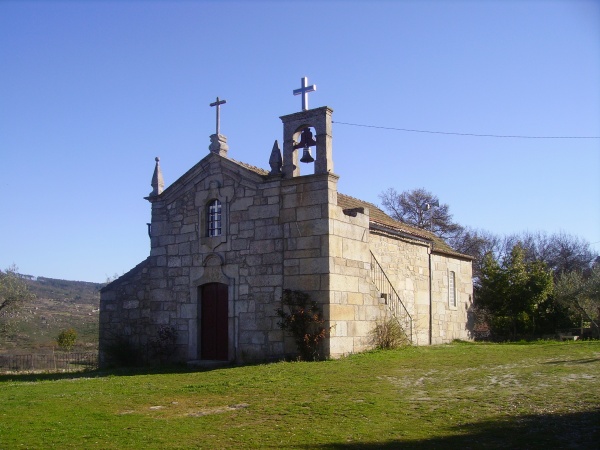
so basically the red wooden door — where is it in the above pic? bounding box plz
[200,283,228,360]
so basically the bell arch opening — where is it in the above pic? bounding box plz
[293,125,317,175]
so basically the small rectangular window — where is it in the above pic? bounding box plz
[207,200,222,237]
[449,271,456,308]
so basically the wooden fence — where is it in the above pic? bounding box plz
[0,352,98,373]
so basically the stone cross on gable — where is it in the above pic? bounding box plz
[209,96,227,135]
[293,77,316,111]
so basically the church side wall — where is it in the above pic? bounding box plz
[326,206,383,357]
[369,231,474,345]
[99,259,161,366]
[430,253,473,344]
[369,233,432,345]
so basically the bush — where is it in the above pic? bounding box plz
[56,328,77,351]
[370,318,408,349]
[276,289,329,361]
[102,335,143,367]
[149,325,178,364]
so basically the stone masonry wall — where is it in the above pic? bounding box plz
[279,173,338,356]
[369,232,432,345]
[369,231,474,345]
[326,204,384,357]
[99,151,473,366]
[100,155,350,364]
[430,253,473,343]
[100,154,290,364]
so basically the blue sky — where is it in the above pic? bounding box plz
[1,0,599,282]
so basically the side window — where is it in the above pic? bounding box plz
[449,271,456,308]
[207,199,222,237]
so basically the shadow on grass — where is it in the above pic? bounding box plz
[0,363,234,383]
[543,357,600,365]
[300,409,600,449]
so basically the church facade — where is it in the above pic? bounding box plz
[99,99,473,366]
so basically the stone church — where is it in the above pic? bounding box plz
[99,83,473,365]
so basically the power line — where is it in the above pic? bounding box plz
[332,121,600,139]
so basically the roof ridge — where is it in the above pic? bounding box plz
[224,156,269,175]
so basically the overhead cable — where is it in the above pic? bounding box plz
[332,121,600,139]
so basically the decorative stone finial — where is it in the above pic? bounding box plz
[209,134,229,157]
[268,140,282,176]
[149,157,164,196]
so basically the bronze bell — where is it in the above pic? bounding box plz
[300,144,315,163]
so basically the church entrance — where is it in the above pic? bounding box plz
[199,283,228,360]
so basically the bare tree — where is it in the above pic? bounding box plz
[379,187,463,240]
[505,231,595,277]
[448,227,502,282]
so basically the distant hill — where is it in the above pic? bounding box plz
[1,276,105,352]
[24,276,104,306]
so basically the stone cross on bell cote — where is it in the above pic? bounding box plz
[293,77,316,111]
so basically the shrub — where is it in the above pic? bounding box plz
[56,328,77,351]
[102,335,143,367]
[370,318,408,349]
[276,289,329,361]
[149,325,179,364]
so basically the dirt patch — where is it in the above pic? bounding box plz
[118,402,250,418]
[187,403,249,417]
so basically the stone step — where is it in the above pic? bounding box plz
[187,360,233,369]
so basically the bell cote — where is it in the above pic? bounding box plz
[280,106,334,179]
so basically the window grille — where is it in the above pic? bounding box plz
[449,271,456,307]
[207,199,222,237]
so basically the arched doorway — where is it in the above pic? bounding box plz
[199,283,228,360]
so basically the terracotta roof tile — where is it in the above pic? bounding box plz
[226,157,270,176]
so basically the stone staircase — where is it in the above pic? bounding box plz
[369,252,413,344]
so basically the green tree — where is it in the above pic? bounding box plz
[555,265,600,338]
[0,265,35,339]
[476,245,553,339]
[56,328,78,351]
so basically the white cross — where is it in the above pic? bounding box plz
[210,96,227,135]
[293,77,316,111]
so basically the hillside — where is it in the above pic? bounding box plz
[1,276,104,352]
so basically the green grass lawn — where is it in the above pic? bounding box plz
[1,341,598,449]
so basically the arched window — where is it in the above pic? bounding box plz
[207,199,222,237]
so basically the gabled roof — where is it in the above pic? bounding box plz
[227,157,270,176]
[153,153,269,201]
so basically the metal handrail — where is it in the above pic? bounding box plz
[370,251,413,343]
